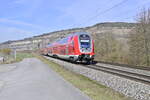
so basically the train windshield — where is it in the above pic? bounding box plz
[79,34,91,48]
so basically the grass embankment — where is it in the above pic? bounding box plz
[35,54,133,100]
[15,52,33,62]
[0,52,33,64]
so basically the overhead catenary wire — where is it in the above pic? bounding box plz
[113,0,150,22]
[71,0,129,28]
[70,0,150,29]
[70,0,112,27]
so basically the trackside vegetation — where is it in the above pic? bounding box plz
[94,8,150,67]
[15,52,34,62]
[0,48,11,55]
[0,50,33,64]
[35,54,133,100]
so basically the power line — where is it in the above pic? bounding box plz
[72,0,128,28]
[71,0,112,26]
[70,0,150,29]
[113,0,150,21]
[69,0,119,28]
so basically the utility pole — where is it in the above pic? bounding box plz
[13,48,16,60]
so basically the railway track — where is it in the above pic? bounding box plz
[85,64,150,84]
[97,61,150,71]
[43,55,150,100]
[44,56,150,85]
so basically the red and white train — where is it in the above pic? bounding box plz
[41,32,94,63]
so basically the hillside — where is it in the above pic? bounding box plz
[0,22,136,51]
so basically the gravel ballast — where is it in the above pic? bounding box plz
[97,63,150,77]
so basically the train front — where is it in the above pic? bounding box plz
[77,33,94,63]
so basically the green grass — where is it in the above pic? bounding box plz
[15,52,33,62]
[0,52,34,64]
[35,54,133,100]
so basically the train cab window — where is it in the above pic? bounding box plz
[79,34,91,48]
[81,41,90,48]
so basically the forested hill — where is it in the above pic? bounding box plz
[0,22,135,51]
[93,22,136,28]
[34,22,136,38]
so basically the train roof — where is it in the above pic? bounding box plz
[47,32,90,47]
[70,32,90,36]
[55,32,90,41]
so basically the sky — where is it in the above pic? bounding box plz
[0,0,150,43]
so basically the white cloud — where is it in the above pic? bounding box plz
[0,26,32,34]
[13,0,27,4]
[0,18,46,30]
[0,18,33,27]
[0,26,34,42]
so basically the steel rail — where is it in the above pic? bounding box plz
[44,56,150,85]
[84,64,150,84]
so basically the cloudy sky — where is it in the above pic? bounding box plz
[0,0,150,43]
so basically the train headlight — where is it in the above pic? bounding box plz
[87,48,91,51]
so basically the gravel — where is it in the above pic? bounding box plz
[96,63,150,77]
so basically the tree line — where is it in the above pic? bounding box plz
[128,8,150,66]
[94,8,150,67]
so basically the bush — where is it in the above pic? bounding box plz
[0,48,11,55]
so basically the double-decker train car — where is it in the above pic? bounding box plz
[41,32,94,63]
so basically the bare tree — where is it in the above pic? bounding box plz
[94,31,124,63]
[129,8,150,66]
